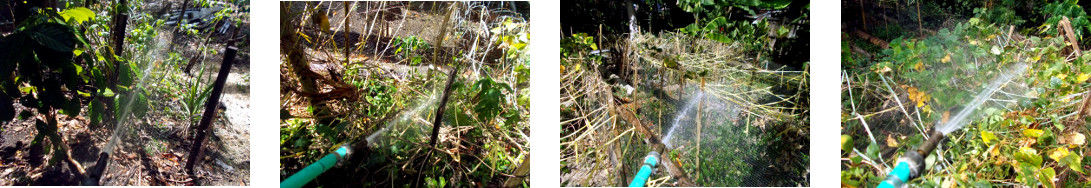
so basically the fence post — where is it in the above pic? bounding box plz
[185,46,237,179]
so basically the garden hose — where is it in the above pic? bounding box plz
[281,140,368,188]
[878,131,944,188]
[81,152,111,185]
[629,151,660,187]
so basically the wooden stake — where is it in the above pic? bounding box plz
[343,1,351,63]
[185,47,237,179]
[916,0,923,37]
[503,155,530,187]
[429,2,458,147]
[1061,16,1083,56]
[695,78,704,182]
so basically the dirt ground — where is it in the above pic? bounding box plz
[0,1,251,185]
[0,44,250,186]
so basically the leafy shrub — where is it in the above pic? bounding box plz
[1038,0,1091,41]
[394,36,430,65]
[974,6,1025,27]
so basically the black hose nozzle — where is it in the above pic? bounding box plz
[82,152,110,186]
[916,131,945,158]
[878,131,945,188]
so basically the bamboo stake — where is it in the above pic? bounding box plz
[185,46,237,179]
[503,155,530,187]
[170,0,189,52]
[695,78,704,183]
[343,2,350,63]
[916,0,923,37]
[1061,16,1083,56]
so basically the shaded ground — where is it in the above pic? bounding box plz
[281,1,531,187]
[0,1,250,185]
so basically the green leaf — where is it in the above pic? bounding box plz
[59,7,95,24]
[473,78,507,122]
[62,98,80,117]
[27,23,76,53]
[1040,168,1056,188]
[981,131,997,144]
[89,100,103,125]
[866,142,880,159]
[132,92,149,118]
[118,60,133,87]
[1062,153,1084,173]
[101,88,115,97]
[1015,147,1043,167]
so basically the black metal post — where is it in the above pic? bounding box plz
[184,46,237,177]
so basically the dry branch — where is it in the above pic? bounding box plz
[1060,16,1083,56]
[853,30,889,49]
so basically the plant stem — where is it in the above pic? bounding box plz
[429,2,458,147]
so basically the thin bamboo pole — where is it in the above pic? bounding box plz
[916,0,923,37]
[695,78,704,183]
[343,2,350,63]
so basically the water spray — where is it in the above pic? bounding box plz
[628,151,660,187]
[81,152,111,185]
[877,62,1027,188]
[662,91,704,148]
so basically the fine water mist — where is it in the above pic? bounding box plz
[102,35,169,155]
[365,92,439,147]
[935,62,1028,135]
[102,58,160,155]
[663,91,704,148]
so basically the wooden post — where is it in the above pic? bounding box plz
[112,13,127,56]
[695,78,703,183]
[108,0,128,127]
[112,0,127,57]
[170,0,190,52]
[1061,16,1083,56]
[429,3,458,147]
[430,64,460,146]
[503,155,530,187]
[343,1,351,63]
[185,46,237,178]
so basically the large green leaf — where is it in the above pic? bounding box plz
[118,60,133,87]
[133,91,149,118]
[473,78,507,122]
[89,99,103,126]
[59,7,95,24]
[27,23,76,53]
[115,91,150,120]
[62,98,80,117]
[702,17,728,32]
